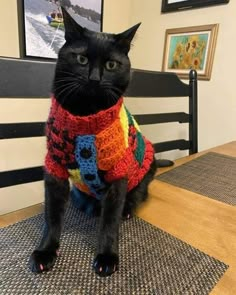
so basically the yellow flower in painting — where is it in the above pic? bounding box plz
[183,52,191,66]
[175,42,184,55]
[171,58,180,69]
[192,57,201,70]
[185,42,191,53]
[188,35,199,49]
[172,53,180,64]
[198,40,206,55]
[170,42,184,69]
[179,60,190,69]
[186,35,200,56]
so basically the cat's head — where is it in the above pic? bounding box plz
[53,7,140,116]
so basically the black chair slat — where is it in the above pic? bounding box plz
[0,57,198,187]
[0,58,55,98]
[0,167,44,188]
[126,68,189,97]
[153,140,191,153]
[0,122,45,139]
[134,112,190,125]
[127,68,198,155]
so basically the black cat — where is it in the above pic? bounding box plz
[30,7,157,277]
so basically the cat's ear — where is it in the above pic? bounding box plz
[116,23,141,53]
[61,6,84,41]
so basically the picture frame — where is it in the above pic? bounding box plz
[17,0,103,60]
[162,0,230,13]
[162,24,219,80]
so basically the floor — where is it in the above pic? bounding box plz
[1,142,236,294]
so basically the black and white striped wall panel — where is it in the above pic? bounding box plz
[0,58,189,214]
[0,58,55,214]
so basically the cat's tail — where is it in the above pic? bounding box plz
[155,159,174,168]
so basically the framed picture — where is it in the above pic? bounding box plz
[162,24,219,80]
[18,0,103,60]
[162,0,230,13]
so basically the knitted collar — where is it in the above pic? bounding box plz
[49,96,124,135]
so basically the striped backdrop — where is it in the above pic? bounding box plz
[0,58,195,214]
[0,58,55,214]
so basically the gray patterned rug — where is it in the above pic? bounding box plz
[157,152,236,206]
[0,203,228,295]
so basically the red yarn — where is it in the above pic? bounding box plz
[45,96,155,193]
[49,96,123,135]
[105,138,154,191]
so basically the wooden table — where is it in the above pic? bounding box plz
[138,141,236,295]
[1,141,236,294]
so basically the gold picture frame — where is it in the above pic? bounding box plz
[162,24,219,80]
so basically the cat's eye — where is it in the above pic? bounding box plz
[77,55,88,65]
[105,61,118,71]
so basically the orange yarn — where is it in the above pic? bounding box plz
[96,119,126,170]
[45,96,155,195]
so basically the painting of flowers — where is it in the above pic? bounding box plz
[168,33,208,70]
[162,24,219,80]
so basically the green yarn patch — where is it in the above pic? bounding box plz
[125,107,145,165]
[135,131,145,165]
[125,107,134,126]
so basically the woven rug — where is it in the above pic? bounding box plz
[157,152,236,206]
[0,203,228,295]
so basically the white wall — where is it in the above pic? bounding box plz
[128,0,236,152]
[0,0,20,57]
[0,0,131,214]
[1,0,235,213]
[103,0,131,32]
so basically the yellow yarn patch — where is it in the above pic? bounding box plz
[68,169,83,184]
[133,116,141,131]
[119,104,129,147]
[69,169,91,195]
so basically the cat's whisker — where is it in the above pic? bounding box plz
[77,77,88,84]
[56,69,87,82]
[56,69,77,76]
[56,82,78,99]
[61,84,81,105]
[65,83,79,97]
[55,78,78,84]
[103,91,119,105]
[57,73,76,78]
[54,81,78,92]
[101,85,122,94]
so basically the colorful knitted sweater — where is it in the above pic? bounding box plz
[45,96,154,200]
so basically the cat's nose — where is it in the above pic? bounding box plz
[89,68,101,84]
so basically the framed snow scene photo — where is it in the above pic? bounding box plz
[18,0,103,59]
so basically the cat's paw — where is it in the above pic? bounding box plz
[122,212,133,220]
[30,249,59,273]
[93,253,119,277]
[122,207,134,220]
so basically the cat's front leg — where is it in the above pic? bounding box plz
[30,173,70,272]
[93,178,127,277]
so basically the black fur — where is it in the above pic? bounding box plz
[30,7,156,277]
[30,173,70,272]
[53,8,140,116]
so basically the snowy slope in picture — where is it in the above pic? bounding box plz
[23,0,102,59]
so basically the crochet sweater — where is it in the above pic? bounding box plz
[45,96,154,200]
